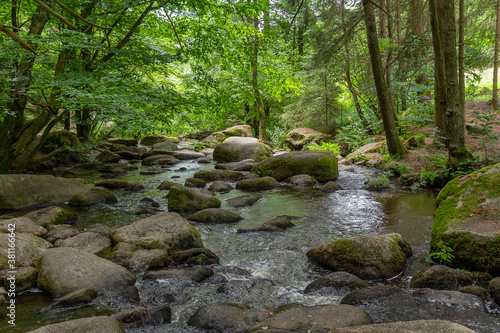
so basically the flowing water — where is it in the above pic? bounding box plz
[2,159,499,332]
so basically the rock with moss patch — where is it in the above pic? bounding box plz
[0,217,47,236]
[189,208,243,224]
[307,233,412,280]
[208,181,233,193]
[28,316,125,333]
[489,277,500,306]
[167,185,221,213]
[322,181,343,192]
[458,285,489,301]
[194,169,244,181]
[227,194,262,207]
[213,137,272,162]
[44,224,79,245]
[363,175,391,190]
[113,305,171,326]
[141,134,178,146]
[215,159,256,171]
[107,243,141,265]
[68,187,118,207]
[60,232,112,257]
[53,288,98,308]
[237,215,297,233]
[0,175,94,210]
[171,248,220,265]
[185,178,207,188]
[108,138,138,146]
[142,154,180,166]
[284,128,326,150]
[430,163,500,275]
[152,140,178,151]
[304,271,369,295]
[23,206,70,227]
[236,177,279,191]
[0,266,38,292]
[252,150,338,182]
[330,320,476,333]
[157,180,179,190]
[410,265,474,290]
[0,233,51,269]
[96,150,122,163]
[110,212,203,251]
[115,150,141,160]
[123,249,170,270]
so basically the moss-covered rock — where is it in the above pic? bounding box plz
[157,180,179,190]
[23,206,70,227]
[185,178,207,188]
[0,233,51,269]
[208,181,233,193]
[189,208,243,224]
[96,149,122,163]
[409,265,474,290]
[40,130,79,154]
[222,124,253,137]
[307,233,412,280]
[235,177,279,191]
[194,170,244,181]
[430,163,500,275]
[0,266,38,292]
[108,138,138,146]
[251,150,338,182]
[237,215,297,233]
[28,316,125,333]
[110,212,203,251]
[53,287,98,308]
[284,128,326,150]
[68,187,118,207]
[141,134,178,146]
[489,277,500,306]
[142,154,180,166]
[213,137,272,162]
[60,232,112,257]
[167,185,221,213]
[152,140,178,151]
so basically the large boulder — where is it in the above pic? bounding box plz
[60,232,112,257]
[23,206,69,227]
[284,128,326,150]
[140,134,178,146]
[142,154,180,166]
[0,175,93,210]
[430,163,500,275]
[330,320,476,333]
[96,150,122,163]
[37,247,135,297]
[189,208,243,224]
[68,187,118,207]
[167,185,221,213]
[110,212,203,251]
[0,217,47,236]
[28,316,125,333]
[307,233,412,280]
[0,233,51,269]
[194,169,244,181]
[213,137,272,162]
[108,137,138,146]
[410,265,474,290]
[251,151,338,182]
[248,304,372,333]
[236,177,279,191]
[201,125,254,147]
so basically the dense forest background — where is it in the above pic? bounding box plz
[1,0,499,174]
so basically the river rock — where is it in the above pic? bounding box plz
[44,224,79,245]
[322,181,344,192]
[410,265,474,290]
[142,154,180,166]
[68,186,118,207]
[194,169,244,181]
[248,304,372,333]
[167,185,221,213]
[144,266,214,282]
[115,150,141,160]
[95,179,131,189]
[0,175,94,210]
[0,266,38,292]
[0,233,51,269]
[60,232,112,257]
[236,177,279,191]
[185,177,207,188]
[141,134,176,146]
[197,157,212,163]
[171,247,220,265]
[215,159,256,171]
[223,125,254,137]
[152,140,178,150]
[28,316,125,333]
[226,194,262,207]
[53,287,98,308]
[140,167,168,175]
[307,233,412,280]
[284,174,318,186]
[188,302,268,333]
[96,149,122,163]
[304,271,369,295]
[213,137,272,162]
[430,163,500,275]
[0,217,47,236]
[489,277,500,306]
[237,215,296,233]
[166,150,205,160]
[189,208,243,224]
[252,151,338,182]
[345,142,384,162]
[23,206,69,227]
[141,149,175,159]
[458,285,489,301]
[108,138,138,146]
[123,249,170,270]
[208,181,233,193]
[330,320,476,333]
[157,180,179,190]
[37,247,135,297]
[113,305,171,326]
[110,212,203,251]
[412,288,487,312]
[107,242,141,264]
[284,128,326,150]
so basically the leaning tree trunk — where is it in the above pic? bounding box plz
[494,0,500,109]
[362,0,406,157]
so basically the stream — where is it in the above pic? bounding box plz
[2,155,500,332]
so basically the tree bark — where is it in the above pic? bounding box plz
[252,3,266,141]
[494,0,500,109]
[459,0,466,110]
[362,0,406,157]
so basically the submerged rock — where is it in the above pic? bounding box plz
[167,184,221,213]
[53,287,98,308]
[430,163,500,275]
[322,181,344,192]
[307,233,412,280]
[189,208,243,224]
[28,316,125,333]
[237,215,297,233]
[144,266,214,282]
[37,247,135,298]
[226,194,262,207]
[251,150,338,182]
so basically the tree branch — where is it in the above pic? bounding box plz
[33,0,77,30]
[161,4,185,54]
[288,0,305,33]
[52,0,112,30]
[0,21,36,53]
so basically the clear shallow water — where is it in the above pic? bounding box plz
[2,161,499,332]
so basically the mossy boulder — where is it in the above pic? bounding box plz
[194,169,244,181]
[430,163,500,275]
[115,150,141,160]
[96,150,122,163]
[489,277,500,306]
[37,247,136,298]
[108,138,138,146]
[222,124,253,137]
[284,127,326,150]
[0,266,38,292]
[110,212,203,251]
[28,316,125,333]
[235,177,279,191]
[0,175,93,210]
[53,287,98,308]
[185,178,207,188]
[330,320,476,333]
[213,137,272,162]
[68,187,118,207]
[167,185,221,213]
[251,150,338,182]
[60,232,112,257]
[142,154,180,166]
[208,181,233,193]
[0,233,51,269]
[189,208,243,224]
[307,233,412,280]
[141,134,178,146]
[23,206,70,227]
[152,140,178,151]
[409,265,474,290]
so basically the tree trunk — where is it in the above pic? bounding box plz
[429,0,446,145]
[362,0,406,157]
[494,0,500,109]
[298,26,304,57]
[252,4,266,141]
[438,0,469,165]
[459,0,466,110]
[378,0,387,38]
